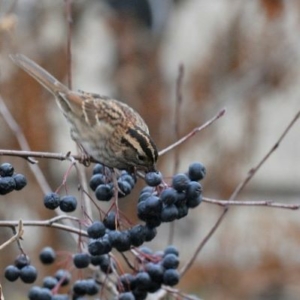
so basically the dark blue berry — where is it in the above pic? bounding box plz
[163,269,180,286]
[119,292,135,300]
[186,194,202,208]
[20,265,38,283]
[43,276,58,289]
[92,163,105,174]
[73,253,91,268]
[59,195,77,212]
[144,195,163,216]
[55,269,71,286]
[119,273,135,291]
[110,230,131,252]
[73,279,88,296]
[144,225,157,241]
[145,262,164,283]
[103,211,117,230]
[13,173,27,190]
[132,288,147,300]
[0,163,14,176]
[43,192,60,210]
[87,221,106,239]
[39,247,56,264]
[186,181,202,200]
[51,295,69,300]
[88,238,111,256]
[160,188,177,205]
[176,203,189,219]
[145,216,162,228]
[91,254,112,273]
[0,176,16,195]
[129,224,146,247]
[118,180,132,198]
[85,279,99,295]
[15,254,30,269]
[161,204,178,222]
[188,162,206,181]
[162,253,179,269]
[4,265,20,281]
[120,173,136,188]
[89,173,106,191]
[172,173,190,192]
[133,271,151,290]
[95,183,114,201]
[145,171,162,186]
[164,245,179,257]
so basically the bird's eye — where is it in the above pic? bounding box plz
[137,154,146,161]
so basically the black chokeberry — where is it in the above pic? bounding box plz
[73,253,91,269]
[15,254,30,269]
[43,276,58,289]
[39,247,56,264]
[13,173,27,190]
[161,204,178,222]
[163,269,180,286]
[162,253,179,269]
[87,221,106,239]
[188,162,206,181]
[145,171,162,187]
[118,180,132,198]
[164,245,179,257]
[95,183,114,201]
[89,173,106,191]
[0,176,16,195]
[4,265,20,282]
[172,173,190,192]
[59,195,77,212]
[55,269,71,286]
[44,192,61,210]
[0,163,14,176]
[20,265,38,283]
[160,188,177,205]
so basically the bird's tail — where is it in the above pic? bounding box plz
[10,54,69,95]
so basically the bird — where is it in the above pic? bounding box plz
[10,54,158,172]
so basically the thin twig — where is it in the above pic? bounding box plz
[0,220,24,250]
[168,64,184,247]
[180,208,228,277]
[0,216,87,237]
[203,197,300,210]
[230,110,300,200]
[159,108,226,156]
[64,0,73,90]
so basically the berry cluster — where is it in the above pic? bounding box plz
[0,162,27,195]
[138,162,206,227]
[88,214,157,257]
[118,245,180,299]
[5,254,37,284]
[3,160,206,299]
[90,164,136,201]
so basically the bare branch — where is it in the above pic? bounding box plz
[159,108,226,156]
[203,197,300,210]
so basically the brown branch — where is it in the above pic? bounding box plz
[159,108,226,156]
[203,197,300,210]
[0,220,24,251]
[64,0,73,90]
[230,109,300,200]
[180,207,228,277]
[0,215,87,237]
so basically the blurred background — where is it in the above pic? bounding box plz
[1,0,300,299]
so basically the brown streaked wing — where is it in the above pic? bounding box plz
[117,101,150,133]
